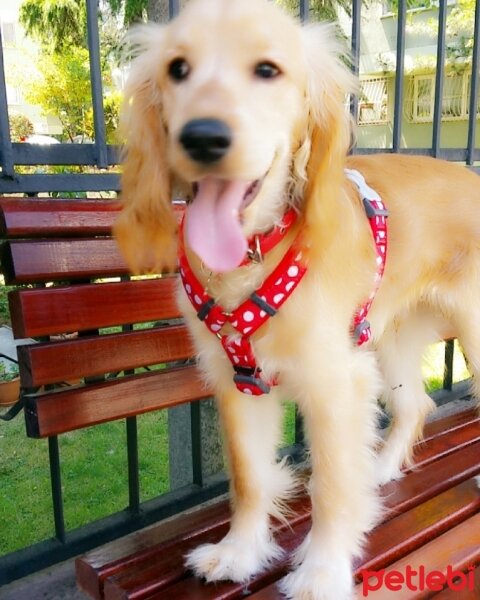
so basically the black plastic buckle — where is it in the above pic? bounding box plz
[250,293,277,317]
[363,197,389,218]
[233,366,271,395]
[197,298,215,321]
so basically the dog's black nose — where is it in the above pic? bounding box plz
[179,118,232,164]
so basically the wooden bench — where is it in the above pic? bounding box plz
[0,197,205,436]
[0,198,479,599]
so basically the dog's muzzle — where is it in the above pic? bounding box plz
[179,118,232,164]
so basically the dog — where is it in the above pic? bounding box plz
[114,0,480,598]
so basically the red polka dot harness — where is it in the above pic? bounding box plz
[179,170,388,396]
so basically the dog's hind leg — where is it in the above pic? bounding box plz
[186,384,296,583]
[375,309,439,485]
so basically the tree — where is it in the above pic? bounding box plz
[22,47,94,142]
[277,0,356,20]
[19,0,87,53]
[446,0,475,60]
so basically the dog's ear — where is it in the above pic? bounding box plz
[114,25,178,274]
[296,24,358,257]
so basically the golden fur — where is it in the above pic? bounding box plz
[115,1,480,598]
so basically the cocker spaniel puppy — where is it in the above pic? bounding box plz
[115,1,480,598]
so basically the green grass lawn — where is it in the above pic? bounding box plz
[0,342,470,556]
[0,411,169,554]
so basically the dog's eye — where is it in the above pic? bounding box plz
[168,58,190,82]
[254,61,282,79]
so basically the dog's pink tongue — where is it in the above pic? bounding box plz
[185,177,249,272]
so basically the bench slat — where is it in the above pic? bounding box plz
[25,367,209,438]
[1,239,128,284]
[9,278,180,338]
[354,513,480,599]
[246,513,480,600]
[76,501,233,600]
[356,478,480,577]
[422,408,479,442]
[18,325,194,387]
[105,517,313,600]
[382,440,480,515]
[0,198,120,237]
[102,498,312,600]
[408,419,480,471]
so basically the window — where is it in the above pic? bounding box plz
[358,77,389,125]
[1,22,16,46]
[6,84,21,105]
[413,75,434,122]
[466,73,480,118]
[405,71,476,122]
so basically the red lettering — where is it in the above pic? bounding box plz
[419,564,426,590]
[446,565,467,592]
[405,565,419,591]
[361,569,385,597]
[426,570,445,591]
[385,570,404,591]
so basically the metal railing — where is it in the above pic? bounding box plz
[0,0,478,586]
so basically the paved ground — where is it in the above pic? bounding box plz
[0,325,34,370]
[1,560,90,600]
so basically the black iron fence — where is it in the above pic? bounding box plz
[0,0,478,586]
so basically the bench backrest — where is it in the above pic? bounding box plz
[0,198,208,438]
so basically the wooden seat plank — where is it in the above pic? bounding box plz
[76,500,233,600]
[381,440,480,515]
[421,408,479,443]
[106,519,312,600]
[355,478,480,577]
[102,497,311,600]
[246,514,480,600]
[25,366,210,438]
[0,198,120,237]
[406,419,480,471]
[9,278,180,338]
[354,512,480,599]
[18,325,194,387]
[1,239,128,284]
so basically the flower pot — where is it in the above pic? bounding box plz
[0,377,20,407]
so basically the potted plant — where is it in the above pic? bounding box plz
[0,362,20,407]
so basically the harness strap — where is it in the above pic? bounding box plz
[346,169,388,345]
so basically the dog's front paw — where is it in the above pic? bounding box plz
[185,532,283,583]
[279,559,353,600]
